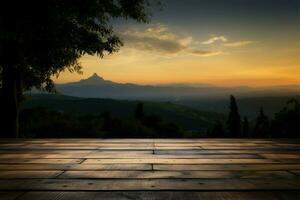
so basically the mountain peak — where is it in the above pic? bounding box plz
[77,73,117,86]
[78,73,106,85]
[89,73,104,80]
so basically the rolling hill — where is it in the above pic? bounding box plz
[21,94,223,131]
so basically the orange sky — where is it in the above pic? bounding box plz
[54,0,300,87]
[54,25,300,87]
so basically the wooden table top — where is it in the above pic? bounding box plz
[0,139,299,199]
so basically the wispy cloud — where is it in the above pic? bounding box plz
[202,35,256,48]
[120,25,191,54]
[202,36,228,44]
[121,34,186,54]
[224,41,256,47]
[189,50,223,57]
[120,24,221,57]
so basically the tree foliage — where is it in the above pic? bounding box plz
[254,107,270,137]
[242,116,249,137]
[226,95,241,137]
[272,99,300,138]
[135,102,145,120]
[0,0,157,137]
[0,0,155,91]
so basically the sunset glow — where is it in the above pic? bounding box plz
[54,0,300,87]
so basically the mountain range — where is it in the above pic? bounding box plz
[55,73,300,100]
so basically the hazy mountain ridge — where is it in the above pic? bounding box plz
[55,73,300,100]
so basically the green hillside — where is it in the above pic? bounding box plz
[21,94,223,131]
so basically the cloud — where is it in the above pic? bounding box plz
[119,24,221,57]
[120,24,191,54]
[189,50,223,57]
[202,36,228,44]
[202,35,256,48]
[224,41,255,47]
[122,34,186,54]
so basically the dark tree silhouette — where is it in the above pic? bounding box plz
[0,0,156,137]
[226,95,241,137]
[254,107,270,138]
[102,112,115,133]
[272,99,300,138]
[211,120,225,138]
[135,102,145,121]
[242,116,249,138]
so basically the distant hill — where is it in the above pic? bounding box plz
[27,74,299,121]
[21,94,223,131]
[54,73,300,100]
[176,95,300,119]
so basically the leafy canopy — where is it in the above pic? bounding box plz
[0,0,158,91]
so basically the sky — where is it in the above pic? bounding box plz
[55,0,300,87]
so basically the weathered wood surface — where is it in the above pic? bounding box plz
[0,139,299,199]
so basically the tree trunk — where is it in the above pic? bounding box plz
[1,40,20,138]
[1,66,19,138]
[0,12,22,138]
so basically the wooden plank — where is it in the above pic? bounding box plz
[0,158,84,164]
[0,164,152,171]
[154,147,202,150]
[151,154,261,159]
[86,154,261,159]
[70,164,152,171]
[155,149,300,154]
[33,143,153,147]
[275,159,300,163]
[200,146,284,150]
[0,192,23,200]
[0,170,63,178]
[0,138,294,143]
[154,164,300,171]
[290,170,300,175]
[0,150,94,156]
[0,146,99,150]
[0,151,153,159]
[59,170,295,179]
[0,154,43,159]
[83,158,277,164]
[86,150,153,158]
[155,143,273,147]
[153,139,279,143]
[99,146,155,150]
[18,191,300,200]
[260,154,300,159]
[0,164,73,170]
[0,178,299,190]
[0,151,94,159]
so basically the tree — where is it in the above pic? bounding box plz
[254,107,270,138]
[0,0,156,137]
[242,116,249,138]
[135,102,145,121]
[272,99,300,138]
[210,120,225,138]
[226,95,241,137]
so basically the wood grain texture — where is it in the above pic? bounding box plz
[0,139,299,199]
[0,178,300,190]
[59,170,295,179]
[18,191,300,200]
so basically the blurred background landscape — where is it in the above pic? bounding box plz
[21,73,300,138]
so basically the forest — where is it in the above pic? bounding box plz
[20,95,300,138]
